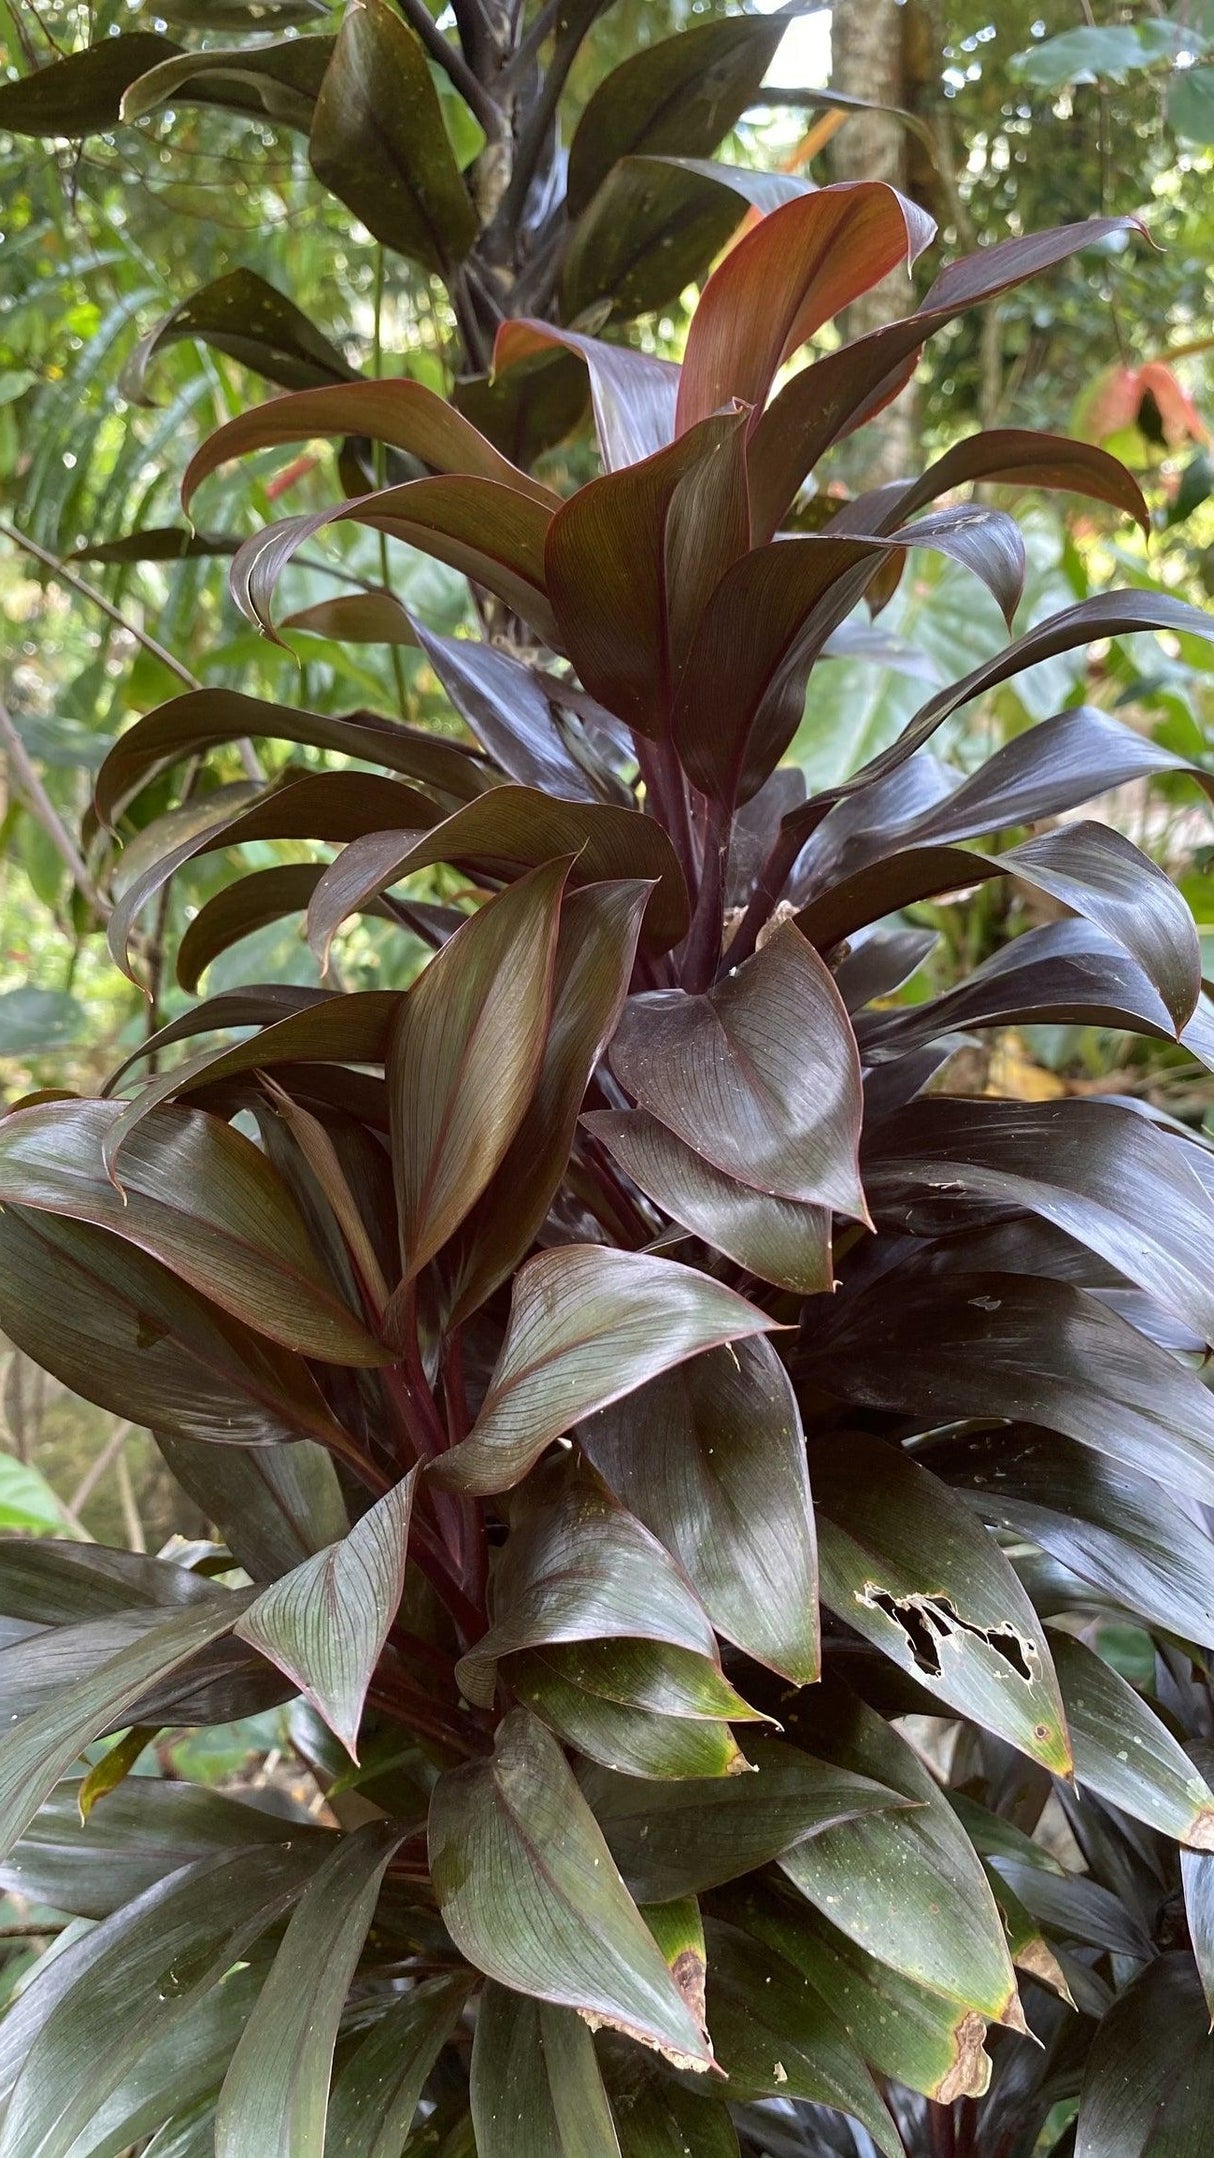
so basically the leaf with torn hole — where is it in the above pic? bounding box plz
[728,1884,994,2105]
[775,1680,1021,2025]
[812,1435,1071,1774]
[1049,1631,1214,1849]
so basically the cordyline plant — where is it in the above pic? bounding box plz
[7,167,1214,2158]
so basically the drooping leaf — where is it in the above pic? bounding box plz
[0,1209,355,1453]
[453,1458,735,1711]
[123,269,356,404]
[305,787,688,969]
[561,158,809,325]
[236,1471,415,1759]
[777,1682,1022,2024]
[492,319,679,473]
[702,1919,904,2158]
[565,15,787,216]
[387,859,566,1281]
[214,1822,403,2158]
[120,33,334,130]
[324,1973,469,2158]
[470,1985,622,2158]
[811,1434,1072,1774]
[805,1262,1214,1504]
[511,1643,751,1781]
[180,379,553,518]
[610,922,866,1216]
[0,34,181,136]
[579,1335,819,1685]
[434,1245,778,1497]
[0,1595,245,1860]
[308,0,477,273]
[1049,1632,1214,1849]
[585,1110,832,1295]
[428,1708,714,2071]
[732,1887,994,2104]
[580,1736,907,1902]
[0,1099,387,1366]
[1077,1954,1214,2156]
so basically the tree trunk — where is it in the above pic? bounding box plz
[829,0,918,485]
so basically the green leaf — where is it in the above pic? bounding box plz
[0,1593,243,1860]
[0,1456,76,1538]
[599,2051,738,2158]
[731,1887,994,2104]
[0,1099,388,1366]
[454,1459,732,1711]
[1049,1631,1214,1848]
[702,1918,903,2158]
[580,1736,908,1902]
[0,33,180,135]
[610,923,866,1217]
[1077,1954,1214,2155]
[388,859,566,1282]
[123,269,356,403]
[119,34,333,129]
[428,1708,713,2071]
[0,1209,356,1453]
[580,1335,819,1685]
[470,1986,622,2158]
[434,1245,778,1497]
[324,1974,469,2158]
[585,1111,832,1295]
[309,0,476,272]
[565,16,786,216]
[236,1471,416,1759]
[562,160,810,325]
[776,1683,1021,2025]
[215,1822,403,2158]
[1011,23,1198,90]
[813,1434,1073,1774]
[1170,64,1214,144]
[0,1842,323,2158]
[511,1644,752,1780]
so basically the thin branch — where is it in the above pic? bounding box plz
[507,0,566,82]
[68,1421,134,1519]
[0,697,107,916]
[501,0,611,228]
[0,518,265,786]
[395,0,501,134]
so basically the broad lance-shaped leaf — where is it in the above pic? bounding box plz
[470,1986,623,2158]
[580,1335,820,1686]
[923,1426,1214,1652]
[180,378,554,519]
[601,2054,738,2158]
[0,1841,325,2158]
[306,786,689,967]
[580,1736,909,1902]
[455,1458,737,1706]
[561,157,811,326]
[324,1974,469,2158]
[585,1109,832,1296]
[730,1887,994,2105]
[215,1822,403,2158]
[118,33,333,131]
[1049,1632,1214,1848]
[1077,1954,1214,2158]
[776,1683,1021,2027]
[308,0,476,273]
[492,318,679,473]
[511,1642,753,1781]
[433,1245,779,1497]
[0,1208,356,1454]
[805,1263,1214,1506]
[702,1920,904,2158]
[0,1594,245,1859]
[1182,1834,1214,2028]
[0,1099,386,1367]
[387,859,566,1283]
[428,1708,714,2071]
[0,33,181,135]
[863,1096,1214,1348]
[235,1471,415,1759]
[440,879,652,1326]
[810,1434,1072,1774]
[676,181,936,436]
[122,267,357,404]
[610,922,866,1217]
